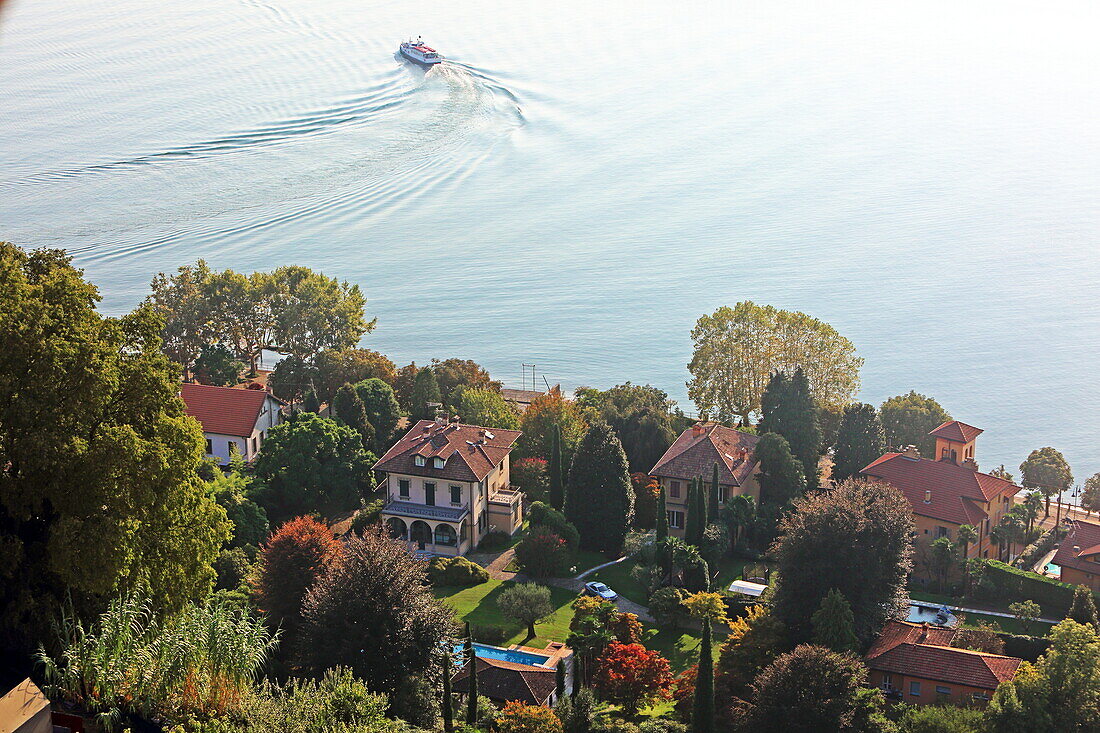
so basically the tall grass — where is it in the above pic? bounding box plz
[37,591,279,730]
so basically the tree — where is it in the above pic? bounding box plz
[0,244,228,660]
[879,391,951,456]
[297,529,453,706]
[302,388,321,414]
[519,393,587,465]
[515,528,572,577]
[549,424,565,509]
[332,382,375,452]
[441,649,454,733]
[715,606,787,706]
[1083,474,1100,517]
[144,259,214,377]
[393,362,419,412]
[759,368,822,489]
[990,464,1015,482]
[498,583,555,639]
[632,474,660,530]
[496,701,563,733]
[410,367,442,421]
[267,354,319,408]
[528,501,581,549]
[352,378,402,453]
[314,348,396,401]
[747,645,880,733]
[209,452,269,548]
[193,343,245,386]
[251,413,373,521]
[684,479,705,547]
[557,659,566,699]
[929,536,958,593]
[1009,600,1042,635]
[771,479,913,644]
[987,620,1100,733]
[722,494,756,550]
[811,589,859,653]
[464,623,478,725]
[253,515,343,632]
[691,619,716,733]
[754,432,806,507]
[896,705,985,733]
[656,485,669,542]
[453,386,519,430]
[831,403,885,483]
[576,383,678,473]
[649,587,687,628]
[514,458,551,504]
[556,688,596,733]
[687,302,863,423]
[1020,447,1073,517]
[565,422,634,553]
[269,265,374,361]
[1069,585,1100,631]
[430,358,501,406]
[593,641,673,715]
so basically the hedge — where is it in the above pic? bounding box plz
[972,558,1096,616]
[997,632,1050,662]
[1014,525,1069,571]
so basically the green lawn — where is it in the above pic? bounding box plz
[589,556,751,607]
[434,579,578,649]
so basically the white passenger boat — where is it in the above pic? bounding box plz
[399,37,443,65]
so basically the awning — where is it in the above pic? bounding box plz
[727,580,767,597]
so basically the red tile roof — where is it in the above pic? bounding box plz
[181,383,275,437]
[860,453,1020,526]
[649,423,759,485]
[929,420,983,443]
[451,657,557,705]
[373,420,521,483]
[1053,519,1100,576]
[865,621,1022,691]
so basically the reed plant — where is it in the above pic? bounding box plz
[37,591,279,730]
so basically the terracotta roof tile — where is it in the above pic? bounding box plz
[649,423,759,485]
[865,621,1021,691]
[181,383,274,437]
[373,420,521,483]
[1053,519,1100,576]
[929,420,984,443]
[860,453,1020,526]
[451,658,556,705]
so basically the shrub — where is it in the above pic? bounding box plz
[495,700,563,733]
[1014,525,1069,570]
[649,587,688,627]
[350,498,384,534]
[470,624,507,645]
[478,530,512,552]
[515,528,572,577]
[972,558,1094,616]
[699,523,729,567]
[638,719,688,733]
[214,547,252,591]
[997,632,1050,661]
[528,501,581,549]
[427,556,490,587]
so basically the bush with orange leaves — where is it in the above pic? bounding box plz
[495,701,564,733]
[252,515,342,630]
[593,641,674,715]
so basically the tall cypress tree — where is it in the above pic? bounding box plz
[692,618,715,733]
[832,403,886,483]
[760,368,821,490]
[684,479,702,546]
[549,423,565,510]
[332,382,376,453]
[411,367,442,421]
[565,422,634,553]
[464,623,478,725]
[709,462,721,518]
[656,485,669,542]
[556,658,566,700]
[441,649,454,733]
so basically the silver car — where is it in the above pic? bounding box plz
[584,581,618,601]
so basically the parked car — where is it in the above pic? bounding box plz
[584,581,618,601]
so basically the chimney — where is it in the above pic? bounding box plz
[434,411,446,425]
[918,622,929,642]
[902,445,920,460]
[449,414,461,426]
[924,490,932,504]
[692,423,705,436]
[961,457,978,471]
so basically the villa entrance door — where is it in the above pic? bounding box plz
[410,520,431,551]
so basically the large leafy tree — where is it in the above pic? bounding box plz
[429,358,501,407]
[831,403,886,482]
[332,383,375,452]
[879,391,951,456]
[759,368,821,489]
[251,413,373,521]
[192,343,245,387]
[0,244,229,660]
[754,433,806,507]
[497,582,554,639]
[253,515,343,633]
[314,348,396,402]
[267,354,319,410]
[352,378,402,453]
[143,260,214,378]
[715,606,787,709]
[1020,446,1073,517]
[270,265,373,361]
[575,383,679,473]
[593,641,673,714]
[747,645,884,732]
[452,387,520,430]
[518,393,587,466]
[771,479,913,644]
[209,452,269,548]
[687,302,862,423]
[565,422,634,553]
[297,530,454,706]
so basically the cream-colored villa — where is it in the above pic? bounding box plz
[374,416,524,556]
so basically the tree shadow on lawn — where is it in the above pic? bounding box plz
[439,580,579,648]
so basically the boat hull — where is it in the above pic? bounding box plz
[399,47,443,65]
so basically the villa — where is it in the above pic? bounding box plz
[374,416,524,556]
[865,620,1022,707]
[180,383,284,465]
[861,421,1021,566]
[1051,518,1100,592]
[649,422,760,537]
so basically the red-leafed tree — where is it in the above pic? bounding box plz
[593,641,674,714]
[514,528,571,577]
[672,665,698,721]
[253,515,343,631]
[495,701,563,733]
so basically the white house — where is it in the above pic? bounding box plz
[374,416,523,557]
[181,383,284,464]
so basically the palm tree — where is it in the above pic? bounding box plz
[722,494,756,551]
[956,524,979,558]
[989,524,1007,561]
[1022,492,1043,535]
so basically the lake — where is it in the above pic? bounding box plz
[2,0,1098,475]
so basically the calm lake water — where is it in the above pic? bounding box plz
[2,0,1099,475]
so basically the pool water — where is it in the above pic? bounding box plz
[452,642,551,667]
[907,603,958,627]
[1046,562,1061,575]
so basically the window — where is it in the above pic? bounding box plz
[414,455,426,467]
[205,438,212,454]
[425,483,436,506]
[398,479,410,499]
[667,510,684,529]
[434,524,457,546]
[935,686,951,696]
[478,510,487,533]
[433,456,445,469]
[670,481,681,499]
[936,526,949,539]
[909,681,921,697]
[881,674,893,690]
[971,692,990,702]
[719,486,728,503]
[450,485,462,505]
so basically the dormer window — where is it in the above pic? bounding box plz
[414,455,426,467]
[433,457,445,469]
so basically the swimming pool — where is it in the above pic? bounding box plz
[452,642,552,667]
[1046,562,1061,575]
[906,603,958,627]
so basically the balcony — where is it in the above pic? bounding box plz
[382,496,469,522]
[489,485,523,506]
